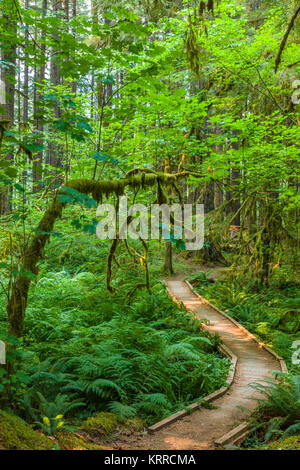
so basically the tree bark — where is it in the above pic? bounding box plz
[48,0,63,172]
[163,241,174,275]
[33,0,47,189]
[0,1,17,214]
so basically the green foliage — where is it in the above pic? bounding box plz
[192,276,300,370]
[80,412,119,435]
[1,0,299,448]
[0,233,229,427]
[258,434,300,450]
[0,409,54,450]
[192,270,300,450]
[20,391,85,436]
[0,333,30,399]
[188,270,212,285]
[248,372,300,443]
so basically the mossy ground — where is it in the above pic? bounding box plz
[259,434,300,450]
[79,412,145,442]
[0,410,54,450]
[56,431,108,450]
[0,409,145,450]
[80,412,119,436]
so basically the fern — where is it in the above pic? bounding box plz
[281,421,300,440]
[108,402,137,421]
[7,240,230,425]
[248,372,300,443]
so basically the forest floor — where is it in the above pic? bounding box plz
[114,274,281,450]
[0,253,296,451]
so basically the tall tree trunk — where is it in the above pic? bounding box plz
[163,241,174,275]
[71,0,77,94]
[214,182,223,209]
[48,0,63,172]
[231,167,241,225]
[0,1,17,214]
[33,0,47,189]
[23,0,29,125]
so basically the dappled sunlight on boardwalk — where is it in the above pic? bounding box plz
[122,280,281,450]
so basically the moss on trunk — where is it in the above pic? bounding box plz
[7,170,202,337]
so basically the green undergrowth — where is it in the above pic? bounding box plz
[189,270,300,371]
[259,434,300,450]
[242,433,300,451]
[0,231,229,436]
[189,269,300,451]
[242,371,300,448]
[0,408,141,450]
[57,412,143,450]
[79,411,144,438]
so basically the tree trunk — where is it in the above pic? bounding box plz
[163,241,174,275]
[48,0,63,172]
[0,1,17,214]
[214,182,223,209]
[33,0,47,189]
[71,0,77,94]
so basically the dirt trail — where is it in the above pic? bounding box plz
[121,279,280,450]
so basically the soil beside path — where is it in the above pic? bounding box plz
[119,278,280,450]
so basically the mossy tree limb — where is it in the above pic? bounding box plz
[7,171,201,337]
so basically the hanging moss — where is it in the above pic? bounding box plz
[7,170,204,337]
[157,180,169,205]
[126,167,159,177]
[171,181,183,205]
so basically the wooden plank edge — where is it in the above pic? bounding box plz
[215,422,250,447]
[148,385,230,434]
[148,282,238,434]
[184,280,288,374]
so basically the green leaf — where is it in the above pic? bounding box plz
[92,152,110,162]
[3,131,16,138]
[77,120,93,132]
[53,120,69,132]
[58,194,75,204]
[24,142,44,153]
[0,262,9,269]
[4,167,18,178]
[14,183,24,192]
[102,74,115,85]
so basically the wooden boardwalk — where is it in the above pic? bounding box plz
[124,280,281,450]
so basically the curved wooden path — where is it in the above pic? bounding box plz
[123,280,282,450]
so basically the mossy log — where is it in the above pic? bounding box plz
[0,410,54,450]
[7,171,203,337]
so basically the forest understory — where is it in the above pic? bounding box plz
[0,0,299,454]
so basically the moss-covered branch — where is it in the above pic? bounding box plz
[7,170,201,337]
